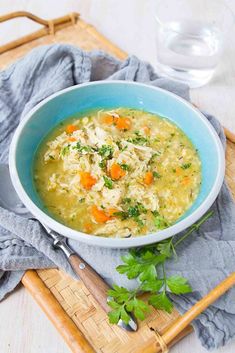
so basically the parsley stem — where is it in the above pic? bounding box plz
[173,210,214,248]
[162,263,167,292]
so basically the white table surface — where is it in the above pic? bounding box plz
[0,1,235,353]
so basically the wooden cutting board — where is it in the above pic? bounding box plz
[0,11,234,353]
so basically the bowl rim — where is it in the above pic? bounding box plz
[9,80,225,248]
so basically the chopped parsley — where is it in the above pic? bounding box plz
[119,163,130,171]
[127,134,149,146]
[103,176,113,189]
[73,141,95,153]
[152,211,170,230]
[98,145,114,159]
[149,152,161,164]
[115,140,122,150]
[114,201,147,226]
[61,145,70,156]
[98,145,114,171]
[153,171,161,179]
[122,197,131,204]
[99,159,107,170]
[181,163,191,170]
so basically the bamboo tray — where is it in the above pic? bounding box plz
[0,12,235,353]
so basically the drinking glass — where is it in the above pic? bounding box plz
[155,0,234,88]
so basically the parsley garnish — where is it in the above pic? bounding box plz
[152,211,170,230]
[181,163,192,170]
[98,145,114,159]
[99,160,106,170]
[116,140,127,151]
[153,171,161,179]
[72,141,95,153]
[103,176,113,189]
[119,163,130,171]
[98,145,114,169]
[127,135,149,146]
[61,145,70,156]
[127,131,149,145]
[114,201,147,226]
[107,211,213,325]
[122,198,131,204]
[149,152,161,164]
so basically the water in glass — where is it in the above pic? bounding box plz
[156,20,222,88]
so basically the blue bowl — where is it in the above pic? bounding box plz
[9,81,225,248]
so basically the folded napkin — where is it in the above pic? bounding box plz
[0,44,235,350]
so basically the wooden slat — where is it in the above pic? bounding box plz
[0,11,79,54]
[22,270,94,353]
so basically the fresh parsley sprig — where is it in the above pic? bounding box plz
[107,210,213,325]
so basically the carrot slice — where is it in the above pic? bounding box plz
[102,114,114,125]
[175,167,182,176]
[91,206,111,223]
[144,171,154,185]
[66,124,77,134]
[143,126,150,135]
[79,171,97,190]
[84,222,93,233]
[182,176,190,186]
[115,117,131,130]
[68,136,76,142]
[110,163,126,180]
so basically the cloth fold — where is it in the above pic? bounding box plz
[0,44,234,350]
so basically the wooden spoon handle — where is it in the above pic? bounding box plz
[162,272,235,346]
[69,254,110,313]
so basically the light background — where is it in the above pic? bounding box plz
[0,1,235,353]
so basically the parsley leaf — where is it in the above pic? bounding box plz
[73,141,95,153]
[140,279,164,292]
[117,251,166,280]
[108,307,122,324]
[152,211,170,230]
[120,163,130,171]
[122,198,131,204]
[107,286,149,324]
[115,140,128,151]
[166,276,192,294]
[98,145,113,158]
[114,202,147,227]
[181,163,192,170]
[149,292,173,313]
[126,298,150,320]
[99,159,106,169]
[107,285,130,303]
[139,265,157,282]
[103,176,113,189]
[127,135,149,146]
[61,145,70,156]
[157,240,174,258]
[153,171,161,179]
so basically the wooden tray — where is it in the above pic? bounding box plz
[0,12,235,353]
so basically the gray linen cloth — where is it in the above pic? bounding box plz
[0,44,234,350]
